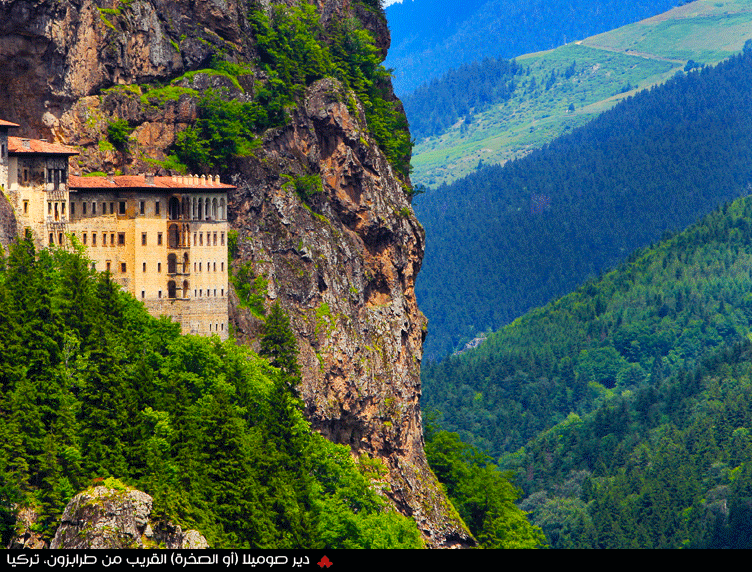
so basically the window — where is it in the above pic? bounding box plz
[49,233,54,245]
[58,233,63,245]
[118,233,125,246]
[92,202,96,215]
[199,233,203,246]
[221,262,224,272]
[48,202,52,215]
[119,201,126,215]
[121,262,126,273]
[92,233,97,246]
[143,262,146,272]
[158,262,161,273]
[106,261,111,272]
[221,232,225,246]
[158,290,162,298]
[157,233,163,245]
[23,201,28,214]
[102,234,106,246]
[213,232,217,246]
[70,202,75,216]
[83,233,87,245]
[142,233,147,246]
[82,202,87,215]
[155,200,160,215]
[111,233,115,245]
[139,200,145,215]
[141,291,145,299]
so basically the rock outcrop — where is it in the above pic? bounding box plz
[50,485,207,549]
[0,0,471,547]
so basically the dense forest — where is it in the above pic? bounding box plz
[385,0,682,95]
[422,193,752,547]
[415,47,752,359]
[513,340,752,548]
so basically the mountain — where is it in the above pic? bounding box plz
[415,47,752,360]
[0,0,469,547]
[409,0,752,187]
[422,192,752,457]
[385,0,682,97]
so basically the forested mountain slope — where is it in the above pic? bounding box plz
[385,0,681,96]
[423,194,752,458]
[415,47,752,360]
[512,339,752,548]
[409,0,752,187]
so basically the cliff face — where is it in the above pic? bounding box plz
[0,0,470,547]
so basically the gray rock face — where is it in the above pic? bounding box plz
[50,485,208,549]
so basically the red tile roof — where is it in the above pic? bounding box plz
[69,174,234,190]
[8,136,78,155]
[0,119,20,128]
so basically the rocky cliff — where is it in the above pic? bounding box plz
[0,0,470,547]
[50,484,208,549]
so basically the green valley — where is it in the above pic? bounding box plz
[411,0,752,187]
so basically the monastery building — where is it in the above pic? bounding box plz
[0,118,232,339]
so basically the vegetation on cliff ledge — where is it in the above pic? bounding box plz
[172,1,412,180]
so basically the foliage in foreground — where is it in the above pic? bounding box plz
[0,234,421,548]
[424,425,546,549]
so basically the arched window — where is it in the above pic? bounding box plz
[212,198,218,220]
[183,253,189,273]
[169,197,181,220]
[167,280,177,299]
[219,198,225,220]
[168,224,180,248]
[167,253,177,274]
